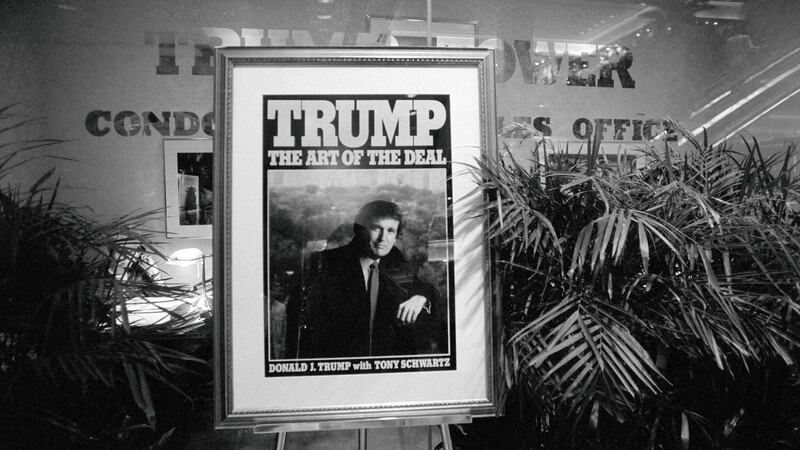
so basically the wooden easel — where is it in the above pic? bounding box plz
[254,416,465,450]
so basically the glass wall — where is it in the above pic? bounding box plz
[3,0,798,280]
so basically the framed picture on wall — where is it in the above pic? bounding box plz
[213,47,500,431]
[163,138,213,238]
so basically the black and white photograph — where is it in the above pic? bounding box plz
[177,152,213,225]
[265,170,455,374]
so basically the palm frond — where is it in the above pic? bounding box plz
[510,294,663,419]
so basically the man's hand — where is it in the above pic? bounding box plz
[397,295,429,325]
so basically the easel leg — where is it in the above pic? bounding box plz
[439,424,453,450]
[275,431,286,450]
[358,428,367,450]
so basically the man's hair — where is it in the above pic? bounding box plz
[353,200,403,235]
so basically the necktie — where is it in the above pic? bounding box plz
[368,262,379,354]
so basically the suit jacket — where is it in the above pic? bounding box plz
[304,240,435,358]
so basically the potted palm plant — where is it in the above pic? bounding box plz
[464,121,800,448]
[0,104,210,448]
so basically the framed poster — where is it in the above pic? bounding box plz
[214,47,500,430]
[163,138,213,238]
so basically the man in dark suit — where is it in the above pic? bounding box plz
[303,200,435,358]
